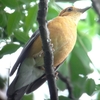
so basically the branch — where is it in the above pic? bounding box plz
[57,71,74,100]
[37,0,58,100]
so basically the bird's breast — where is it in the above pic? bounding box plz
[28,16,77,67]
[48,16,77,67]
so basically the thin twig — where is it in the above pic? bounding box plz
[37,0,58,100]
[57,71,74,100]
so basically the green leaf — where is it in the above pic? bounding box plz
[0,0,18,8]
[88,24,98,36]
[85,78,95,95]
[78,9,98,36]
[78,34,92,51]
[78,21,89,33]
[24,4,38,34]
[78,21,98,36]
[58,59,70,77]
[70,76,86,99]
[7,11,21,35]
[96,23,100,35]
[14,31,29,43]
[56,78,66,91]
[0,43,20,58]
[69,51,92,82]
[0,11,7,27]
[57,59,69,90]
[72,36,93,74]
[82,36,92,51]
[47,2,60,20]
[97,92,100,100]
[69,49,92,98]
[86,8,97,27]
[20,0,34,3]
[22,94,33,100]
[59,96,71,100]
[0,76,7,89]
[73,84,83,98]
[96,84,100,91]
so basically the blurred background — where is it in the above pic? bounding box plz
[0,0,100,100]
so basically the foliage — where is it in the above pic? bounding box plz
[0,76,7,89]
[0,0,100,100]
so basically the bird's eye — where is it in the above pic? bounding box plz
[67,7,73,12]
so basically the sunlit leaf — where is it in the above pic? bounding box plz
[95,84,100,91]
[20,0,35,3]
[78,34,92,51]
[69,52,89,82]
[78,21,89,33]
[86,8,97,26]
[73,84,83,99]
[7,11,21,35]
[22,94,33,100]
[97,92,100,100]
[78,8,98,36]
[0,11,7,27]
[88,24,98,36]
[47,2,60,20]
[97,23,100,35]
[59,96,71,100]
[0,0,18,8]
[85,78,95,95]
[14,31,29,43]
[73,36,93,73]
[0,43,20,58]
[24,4,38,34]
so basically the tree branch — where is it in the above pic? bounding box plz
[37,0,58,100]
[57,71,74,100]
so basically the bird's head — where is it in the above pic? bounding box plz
[59,6,90,24]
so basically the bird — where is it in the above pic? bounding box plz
[7,6,90,100]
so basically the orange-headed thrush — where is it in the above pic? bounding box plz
[7,6,90,100]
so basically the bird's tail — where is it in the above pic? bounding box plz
[7,74,46,100]
[7,75,29,100]
[7,86,29,100]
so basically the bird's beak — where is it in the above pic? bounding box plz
[78,7,91,13]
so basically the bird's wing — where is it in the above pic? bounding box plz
[7,30,45,99]
[10,30,40,76]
